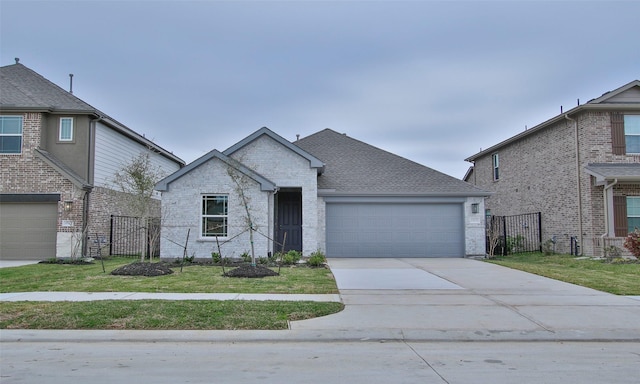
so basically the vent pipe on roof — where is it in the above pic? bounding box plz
[69,74,74,94]
[15,58,19,64]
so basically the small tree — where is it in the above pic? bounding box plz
[486,216,502,258]
[113,150,166,262]
[226,158,259,266]
[623,228,640,258]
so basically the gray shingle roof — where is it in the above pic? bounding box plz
[585,163,640,183]
[295,129,488,196]
[0,63,96,112]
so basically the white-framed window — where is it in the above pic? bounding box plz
[59,117,74,142]
[0,116,23,154]
[628,196,640,232]
[492,153,499,181]
[201,195,228,237]
[624,115,640,154]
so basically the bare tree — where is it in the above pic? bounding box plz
[226,158,259,266]
[113,150,166,262]
[486,216,502,258]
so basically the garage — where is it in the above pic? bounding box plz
[326,201,464,258]
[0,198,58,260]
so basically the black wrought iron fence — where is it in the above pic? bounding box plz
[487,212,542,255]
[110,215,160,258]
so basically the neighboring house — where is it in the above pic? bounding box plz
[156,127,489,259]
[465,80,640,257]
[0,61,185,260]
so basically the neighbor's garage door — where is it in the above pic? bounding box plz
[326,203,464,258]
[0,202,58,260]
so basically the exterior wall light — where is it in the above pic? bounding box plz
[471,203,479,214]
[63,200,73,212]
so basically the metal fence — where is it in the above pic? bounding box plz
[110,215,160,258]
[487,212,542,255]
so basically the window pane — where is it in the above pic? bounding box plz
[0,136,22,153]
[628,197,640,217]
[202,217,227,236]
[203,196,227,215]
[628,218,640,232]
[624,115,640,135]
[0,116,23,134]
[60,118,73,140]
[625,136,640,154]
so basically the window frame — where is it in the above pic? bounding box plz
[58,117,74,142]
[201,194,229,238]
[623,114,640,155]
[0,115,24,154]
[492,153,500,181]
[627,196,640,233]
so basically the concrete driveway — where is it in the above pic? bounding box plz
[290,258,640,341]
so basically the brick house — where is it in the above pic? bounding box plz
[464,80,640,257]
[0,61,184,260]
[156,127,489,259]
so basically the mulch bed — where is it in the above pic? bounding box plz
[223,264,279,278]
[111,262,174,277]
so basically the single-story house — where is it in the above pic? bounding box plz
[156,127,489,259]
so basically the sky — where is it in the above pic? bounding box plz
[1,1,639,179]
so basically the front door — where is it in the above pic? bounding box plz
[275,190,302,253]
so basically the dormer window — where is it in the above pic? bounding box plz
[59,117,74,142]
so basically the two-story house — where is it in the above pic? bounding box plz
[465,80,640,257]
[0,60,184,260]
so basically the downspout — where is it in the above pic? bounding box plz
[565,114,582,255]
[600,178,618,255]
[82,115,102,257]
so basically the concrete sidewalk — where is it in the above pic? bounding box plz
[0,291,340,302]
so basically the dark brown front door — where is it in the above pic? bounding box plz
[276,190,302,252]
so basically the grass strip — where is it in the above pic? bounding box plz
[0,300,344,330]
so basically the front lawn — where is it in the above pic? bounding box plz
[485,253,640,295]
[0,257,342,330]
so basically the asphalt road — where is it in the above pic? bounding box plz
[1,339,639,383]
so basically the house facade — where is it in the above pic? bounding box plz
[465,80,640,257]
[157,127,489,259]
[0,61,184,260]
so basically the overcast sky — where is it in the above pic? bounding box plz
[2,1,639,178]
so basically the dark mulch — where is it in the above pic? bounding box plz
[39,259,94,265]
[223,264,279,278]
[111,262,174,277]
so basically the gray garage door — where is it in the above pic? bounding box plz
[0,202,58,260]
[326,203,464,258]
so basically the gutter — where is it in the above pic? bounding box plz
[565,114,583,255]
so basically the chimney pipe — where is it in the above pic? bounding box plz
[69,74,74,94]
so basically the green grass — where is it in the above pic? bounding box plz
[486,253,640,295]
[0,300,344,330]
[0,258,338,294]
[0,257,342,330]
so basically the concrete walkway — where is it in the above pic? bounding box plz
[2,257,640,342]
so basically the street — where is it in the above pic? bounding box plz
[2,339,639,383]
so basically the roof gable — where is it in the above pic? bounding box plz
[295,129,488,196]
[223,127,324,172]
[588,80,640,104]
[156,149,276,192]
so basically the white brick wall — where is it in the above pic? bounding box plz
[464,196,486,257]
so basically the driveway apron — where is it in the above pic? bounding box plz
[290,258,640,341]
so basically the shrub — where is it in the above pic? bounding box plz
[257,256,269,265]
[623,229,640,257]
[281,250,302,265]
[211,252,221,263]
[541,239,555,255]
[241,252,251,263]
[307,251,326,267]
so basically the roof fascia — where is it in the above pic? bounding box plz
[318,191,492,198]
[156,149,276,192]
[223,127,325,172]
[588,80,640,104]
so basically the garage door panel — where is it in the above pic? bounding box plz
[326,202,463,258]
[0,203,57,260]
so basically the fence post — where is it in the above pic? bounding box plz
[110,215,114,256]
[502,216,507,255]
[537,212,542,252]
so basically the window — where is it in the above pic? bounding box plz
[59,117,74,142]
[0,116,23,154]
[202,195,228,237]
[624,115,640,154]
[611,113,640,155]
[628,197,640,232]
[492,153,499,181]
